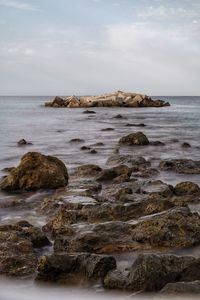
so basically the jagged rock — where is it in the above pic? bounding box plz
[36,253,116,283]
[159,159,200,174]
[119,132,149,146]
[0,152,68,191]
[174,182,200,196]
[45,91,170,108]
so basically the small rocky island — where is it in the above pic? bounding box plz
[45,90,170,108]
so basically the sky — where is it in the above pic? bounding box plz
[0,0,200,96]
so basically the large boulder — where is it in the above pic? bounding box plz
[0,152,69,191]
[119,132,149,145]
[174,181,200,195]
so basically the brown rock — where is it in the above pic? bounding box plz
[174,181,200,196]
[119,132,149,145]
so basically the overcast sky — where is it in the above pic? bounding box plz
[0,0,200,95]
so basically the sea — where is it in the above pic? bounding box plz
[0,96,200,299]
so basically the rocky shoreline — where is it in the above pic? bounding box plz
[45,91,170,108]
[1,124,200,296]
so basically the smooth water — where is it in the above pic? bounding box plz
[0,96,200,299]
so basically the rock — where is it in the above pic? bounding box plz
[101,128,115,131]
[112,114,125,119]
[96,165,132,182]
[37,253,116,283]
[73,164,102,178]
[0,222,50,277]
[160,281,200,294]
[69,138,85,143]
[106,154,149,168]
[90,149,98,154]
[0,152,69,191]
[179,259,200,282]
[125,123,146,127]
[134,168,159,178]
[159,159,200,174]
[104,254,195,292]
[174,182,200,196]
[17,139,32,146]
[140,180,174,198]
[182,142,191,148]
[45,91,170,108]
[82,110,96,114]
[45,96,65,107]
[132,207,200,249]
[1,167,15,173]
[66,95,80,108]
[119,132,149,146]
[80,146,91,151]
[150,141,165,146]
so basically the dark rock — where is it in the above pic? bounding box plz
[73,164,102,178]
[112,114,125,119]
[159,159,200,174]
[119,132,149,146]
[150,141,165,146]
[80,146,91,151]
[182,142,191,148]
[174,182,200,196]
[17,139,32,146]
[90,149,98,154]
[70,138,85,143]
[36,253,116,282]
[106,154,149,168]
[104,254,195,292]
[0,152,68,191]
[101,128,115,131]
[125,123,146,127]
[1,167,15,173]
[160,281,200,294]
[140,180,174,198]
[96,165,132,182]
[82,110,96,114]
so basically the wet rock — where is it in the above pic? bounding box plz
[160,281,200,294]
[91,142,104,147]
[0,152,69,191]
[0,222,50,277]
[17,139,32,146]
[36,252,116,283]
[132,207,200,249]
[150,141,165,146]
[159,159,200,174]
[179,258,200,282]
[140,180,174,198]
[1,167,15,173]
[119,132,149,146]
[134,168,159,178]
[73,164,102,178]
[104,254,195,292]
[174,182,200,196]
[101,128,115,131]
[106,154,149,168]
[82,110,96,114]
[112,114,125,119]
[80,146,91,151]
[96,165,132,182]
[125,123,146,127]
[70,138,85,143]
[90,149,98,154]
[182,142,191,148]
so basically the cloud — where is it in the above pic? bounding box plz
[0,0,37,11]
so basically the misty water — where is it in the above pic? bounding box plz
[0,96,200,299]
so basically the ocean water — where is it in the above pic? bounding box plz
[0,96,200,299]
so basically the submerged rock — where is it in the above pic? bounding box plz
[17,139,32,146]
[0,152,69,191]
[119,132,149,146]
[159,159,200,174]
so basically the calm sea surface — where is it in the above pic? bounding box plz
[0,96,200,299]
